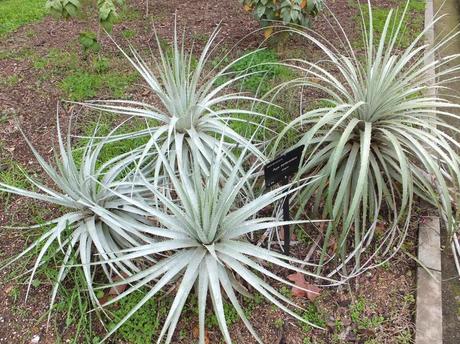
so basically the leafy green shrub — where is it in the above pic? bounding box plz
[239,0,324,36]
[46,0,124,30]
[275,1,460,276]
[79,31,101,53]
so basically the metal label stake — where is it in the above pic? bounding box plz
[264,145,304,256]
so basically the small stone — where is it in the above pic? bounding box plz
[30,335,40,344]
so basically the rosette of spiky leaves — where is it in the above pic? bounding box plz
[94,143,333,344]
[0,115,162,314]
[272,1,460,277]
[78,23,277,182]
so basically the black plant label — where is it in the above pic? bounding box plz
[264,145,304,187]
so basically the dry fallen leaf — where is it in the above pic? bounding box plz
[192,326,210,344]
[287,272,321,300]
[108,273,130,295]
[264,27,274,39]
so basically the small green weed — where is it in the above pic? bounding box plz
[303,338,312,344]
[300,303,326,333]
[122,29,136,39]
[0,74,21,87]
[294,226,311,244]
[206,302,239,328]
[8,286,20,303]
[396,329,412,344]
[33,48,79,71]
[274,318,284,329]
[79,31,101,53]
[0,162,30,204]
[192,32,210,44]
[279,286,292,299]
[350,298,385,330]
[243,292,264,317]
[403,293,415,304]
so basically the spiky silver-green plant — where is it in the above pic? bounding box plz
[0,114,161,314]
[273,1,460,277]
[95,143,332,343]
[79,24,278,181]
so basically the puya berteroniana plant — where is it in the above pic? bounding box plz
[271,1,460,277]
[0,111,165,315]
[77,22,281,183]
[93,141,335,343]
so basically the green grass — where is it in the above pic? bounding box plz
[73,115,151,172]
[355,0,425,49]
[60,68,137,100]
[31,47,138,100]
[0,162,30,204]
[0,0,47,36]
[0,47,35,61]
[227,49,294,95]
[33,48,79,71]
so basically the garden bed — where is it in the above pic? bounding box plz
[0,0,429,343]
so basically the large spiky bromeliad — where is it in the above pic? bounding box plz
[79,23,279,181]
[0,114,163,314]
[94,143,334,343]
[272,1,460,277]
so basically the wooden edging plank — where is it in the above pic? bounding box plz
[415,216,442,344]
